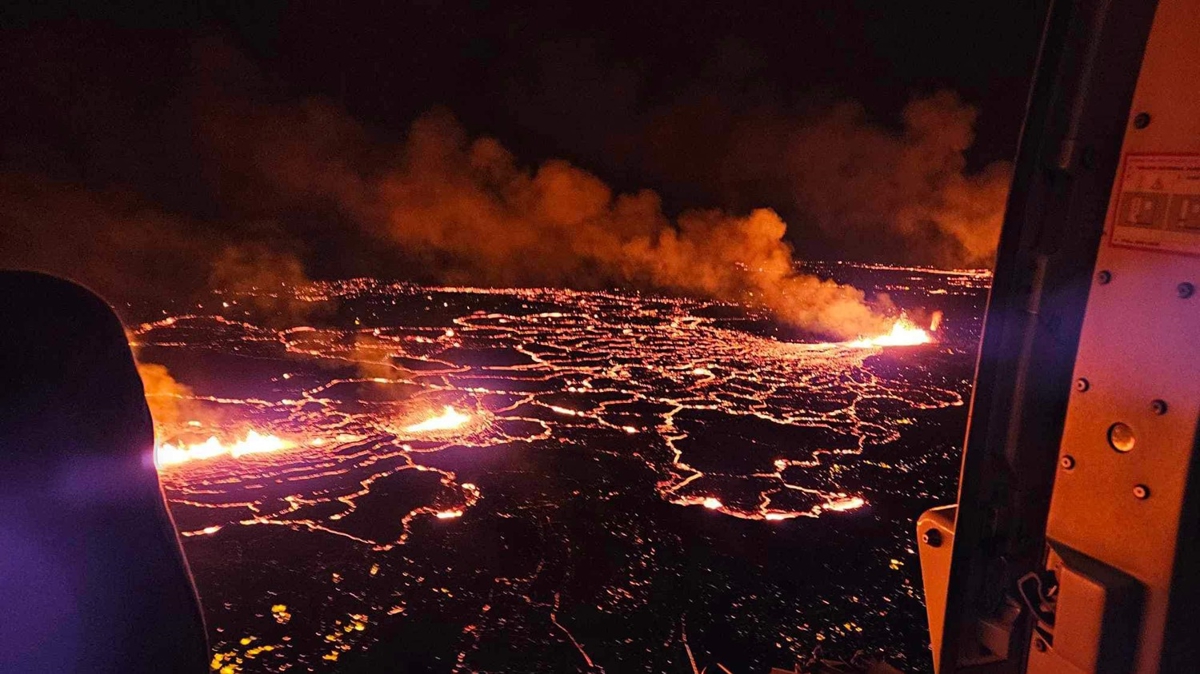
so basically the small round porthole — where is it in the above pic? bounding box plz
[1108,422,1136,453]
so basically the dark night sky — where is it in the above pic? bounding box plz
[0,0,1047,299]
[232,1,1043,174]
[2,0,1044,183]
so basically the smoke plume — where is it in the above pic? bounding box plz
[136,362,196,429]
[634,91,1012,268]
[0,35,1014,339]
[0,174,210,308]
[507,41,1012,266]
[783,92,1011,267]
[198,94,893,337]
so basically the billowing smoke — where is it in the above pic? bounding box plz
[506,41,1012,266]
[0,174,210,308]
[136,362,196,429]
[633,91,1011,267]
[0,35,1010,339]
[208,244,319,327]
[199,96,893,338]
[137,360,244,437]
[782,92,1011,267]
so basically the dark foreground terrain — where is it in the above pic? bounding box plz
[137,263,989,673]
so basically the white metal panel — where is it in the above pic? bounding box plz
[1046,0,1200,671]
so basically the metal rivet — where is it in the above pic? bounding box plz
[1109,422,1136,453]
[1134,484,1150,500]
[1075,378,1090,392]
[1097,270,1112,285]
[1179,282,1195,299]
[1151,399,1168,415]
[922,529,943,547]
[1133,112,1152,129]
[1060,455,1076,470]
[1034,637,1048,652]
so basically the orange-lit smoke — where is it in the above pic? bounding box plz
[784,92,1011,267]
[138,360,294,468]
[202,96,895,338]
[137,362,196,429]
[0,174,316,322]
[0,176,211,308]
[0,39,991,340]
[508,41,1011,266]
[554,53,1013,268]
[208,244,318,327]
[155,429,293,468]
[374,119,896,335]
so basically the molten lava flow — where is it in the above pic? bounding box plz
[132,276,983,672]
[156,429,293,468]
[846,316,933,348]
[822,496,866,512]
[404,406,471,434]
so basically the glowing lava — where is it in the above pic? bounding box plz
[822,496,867,512]
[846,316,933,348]
[134,273,982,672]
[156,429,293,468]
[404,406,472,434]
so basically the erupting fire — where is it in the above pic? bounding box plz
[404,406,472,434]
[846,316,934,349]
[822,496,867,512]
[156,429,293,468]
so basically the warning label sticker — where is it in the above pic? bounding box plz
[1111,154,1200,255]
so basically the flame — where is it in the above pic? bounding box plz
[435,509,464,519]
[404,406,471,434]
[702,497,723,510]
[156,430,293,468]
[181,525,224,537]
[822,495,866,512]
[846,316,932,348]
